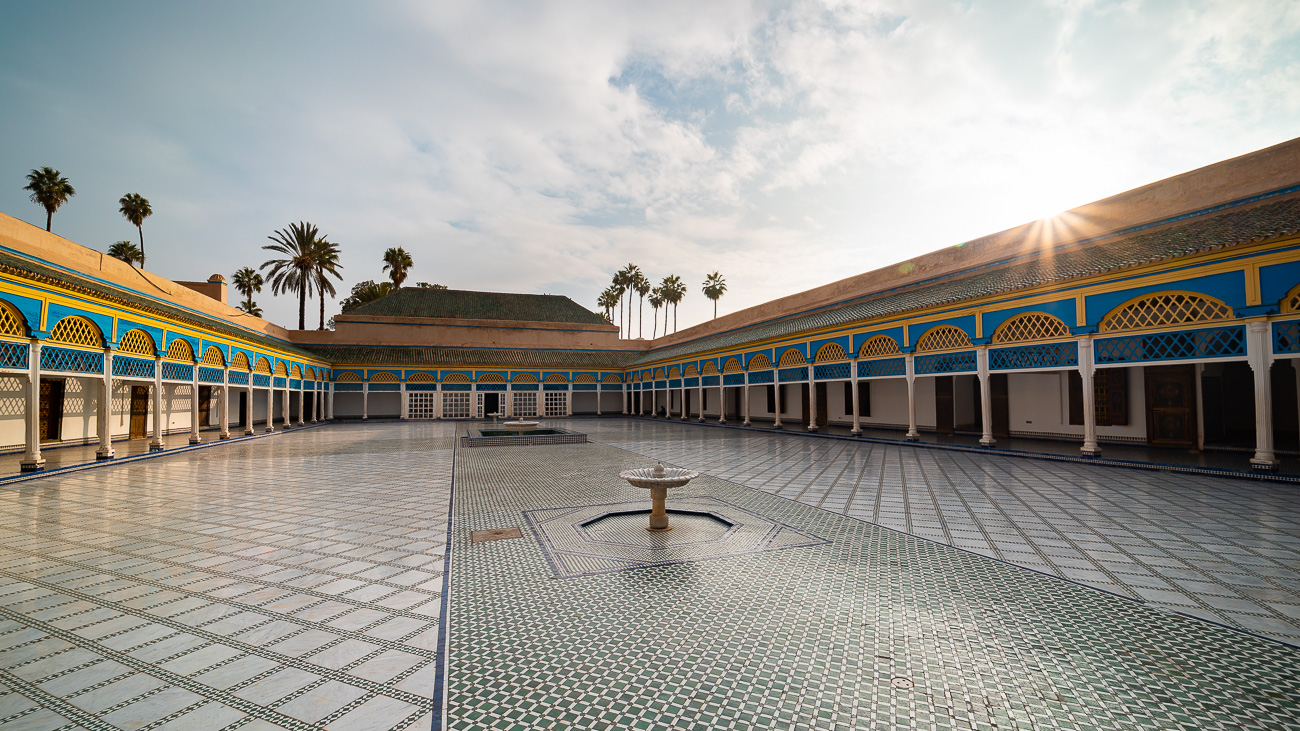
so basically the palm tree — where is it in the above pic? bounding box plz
[233,267,265,315]
[632,270,650,338]
[262,221,323,330]
[382,247,413,288]
[118,193,152,266]
[661,275,686,332]
[649,287,664,339]
[597,287,620,324]
[107,241,143,266]
[702,271,727,319]
[611,268,629,338]
[340,280,395,312]
[312,238,343,330]
[24,167,76,232]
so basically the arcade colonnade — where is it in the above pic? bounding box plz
[0,301,332,472]
[327,370,625,421]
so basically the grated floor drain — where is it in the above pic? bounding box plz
[472,527,523,543]
[891,677,914,690]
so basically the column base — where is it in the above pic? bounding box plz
[264,427,274,433]
[20,458,45,472]
[298,420,305,426]
[979,436,996,448]
[850,429,861,437]
[1250,457,1279,471]
[189,435,201,445]
[96,448,114,460]
[807,425,818,432]
[1080,444,1101,458]
[244,428,255,436]
[220,432,231,440]
[742,420,751,426]
[773,423,783,430]
[718,419,726,424]
[905,433,919,442]
[149,442,165,452]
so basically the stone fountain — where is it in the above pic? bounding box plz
[619,461,700,531]
[500,420,540,433]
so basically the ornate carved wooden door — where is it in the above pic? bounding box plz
[1144,365,1196,448]
[129,386,149,439]
[39,379,64,441]
[991,373,1010,438]
[935,376,954,434]
[198,386,212,427]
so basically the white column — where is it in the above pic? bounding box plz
[905,354,918,441]
[361,383,369,421]
[97,347,115,459]
[264,382,275,433]
[281,388,289,428]
[977,347,995,447]
[1195,364,1205,451]
[297,383,305,425]
[807,379,817,431]
[245,381,255,435]
[400,384,408,420]
[718,384,726,423]
[850,359,862,435]
[189,359,201,444]
[21,338,43,471]
[693,382,701,421]
[566,385,573,416]
[773,381,783,429]
[150,356,165,450]
[504,389,513,418]
[1079,338,1100,456]
[327,384,334,420]
[219,369,230,439]
[311,383,319,422]
[1247,320,1277,470]
[596,385,603,416]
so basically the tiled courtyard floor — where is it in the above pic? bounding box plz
[0,423,451,730]
[2,419,1300,729]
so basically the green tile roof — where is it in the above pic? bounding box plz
[0,250,323,361]
[304,345,639,369]
[345,287,610,325]
[633,195,1300,365]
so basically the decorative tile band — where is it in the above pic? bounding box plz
[778,367,808,382]
[42,346,104,374]
[748,370,774,384]
[814,363,850,381]
[915,351,977,374]
[1095,325,1245,364]
[858,357,905,378]
[113,354,154,379]
[0,341,28,370]
[990,342,1078,370]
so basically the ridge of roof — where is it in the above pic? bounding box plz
[304,344,638,368]
[343,287,610,325]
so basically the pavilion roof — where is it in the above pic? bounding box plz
[343,287,610,325]
[304,345,638,369]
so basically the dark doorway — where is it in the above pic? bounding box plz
[726,387,740,420]
[199,386,212,427]
[935,376,955,434]
[815,382,828,428]
[129,385,149,439]
[483,392,500,416]
[991,373,1010,438]
[1145,365,1197,448]
[39,378,65,442]
[1275,360,1299,451]
[238,391,248,427]
[800,384,810,427]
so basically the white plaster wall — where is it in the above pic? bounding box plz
[999,367,1146,441]
[333,392,364,418]
[369,392,401,418]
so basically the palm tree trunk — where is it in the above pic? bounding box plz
[137,226,145,267]
[638,295,644,338]
[319,291,326,330]
[298,286,306,330]
[45,210,52,232]
[713,299,717,319]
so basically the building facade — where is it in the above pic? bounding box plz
[2,138,1300,470]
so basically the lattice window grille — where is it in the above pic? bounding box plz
[1286,287,1300,314]
[166,339,194,361]
[407,371,436,382]
[814,363,851,381]
[602,374,622,383]
[408,392,437,418]
[198,366,224,384]
[272,377,286,389]
[777,350,806,366]
[0,342,29,369]
[42,346,104,374]
[915,351,977,374]
[915,326,971,352]
[574,373,597,384]
[701,362,720,375]
[441,383,471,391]
[814,343,847,362]
[406,383,438,392]
[669,379,683,389]
[859,336,900,359]
[0,305,26,338]
[684,377,699,388]
[668,367,681,378]
[1095,325,1246,364]
[723,373,745,386]
[747,354,772,370]
[513,383,540,392]
[476,383,506,392]
[1100,293,1231,333]
[442,391,471,418]
[1274,320,1300,354]
[117,330,154,356]
[201,347,225,366]
[778,366,808,382]
[513,392,539,417]
[162,362,193,381]
[255,359,272,374]
[748,370,774,384]
[231,353,251,371]
[369,383,399,392]
[544,391,567,416]
[683,365,698,377]
[333,383,362,392]
[700,376,718,387]
[722,359,743,374]
[858,358,905,378]
[572,383,597,391]
[253,374,271,387]
[228,371,249,386]
[993,313,1070,344]
[49,317,104,348]
[289,379,302,390]
[602,383,622,391]
[989,342,1079,370]
[443,373,471,383]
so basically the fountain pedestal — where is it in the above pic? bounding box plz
[619,462,700,532]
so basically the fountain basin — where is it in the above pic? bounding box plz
[501,420,540,432]
[618,462,700,531]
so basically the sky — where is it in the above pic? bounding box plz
[1,0,1299,336]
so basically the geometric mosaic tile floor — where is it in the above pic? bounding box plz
[577,418,1300,647]
[0,423,451,730]
[451,438,1300,729]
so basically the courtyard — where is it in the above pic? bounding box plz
[0,419,1298,729]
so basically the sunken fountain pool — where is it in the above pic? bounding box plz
[461,423,588,447]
